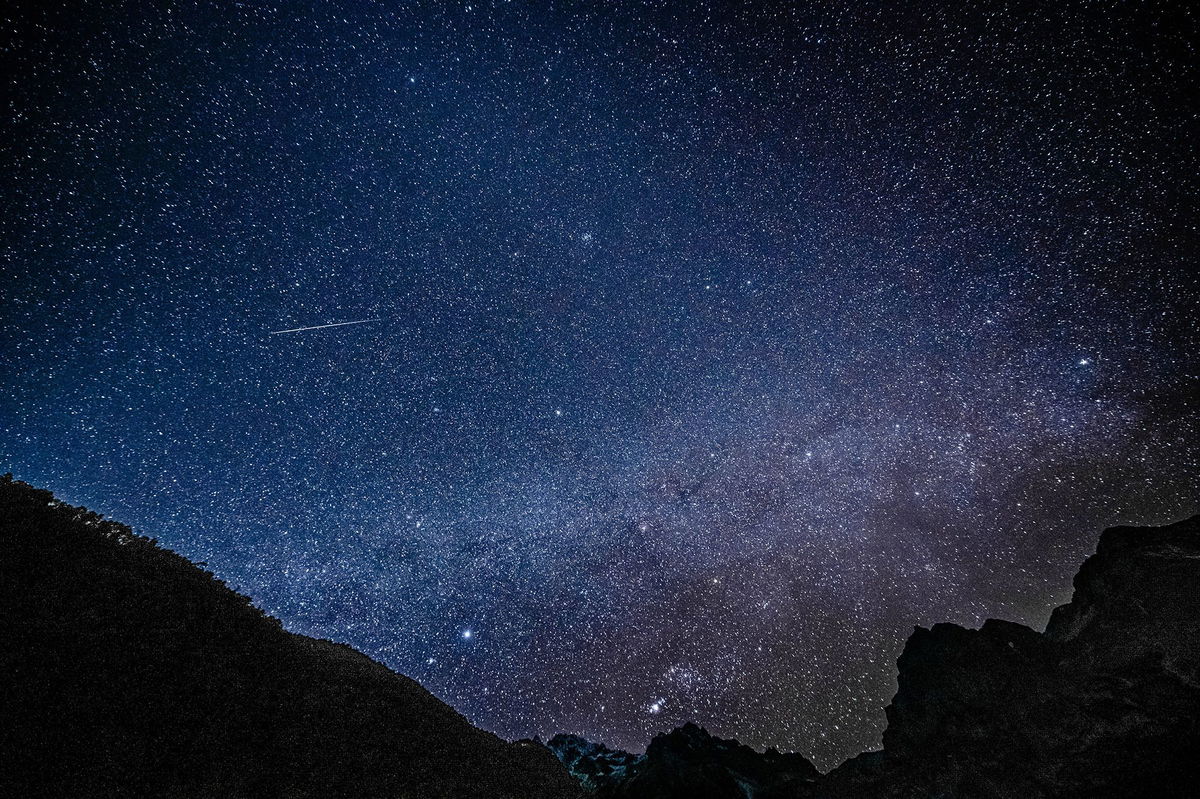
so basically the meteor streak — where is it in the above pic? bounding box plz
[269,318,381,335]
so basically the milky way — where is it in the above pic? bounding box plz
[2,0,1197,769]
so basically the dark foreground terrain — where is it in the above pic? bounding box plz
[0,475,581,799]
[549,515,1200,798]
[818,511,1200,798]
[3,474,1197,797]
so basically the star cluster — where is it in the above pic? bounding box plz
[2,0,1197,769]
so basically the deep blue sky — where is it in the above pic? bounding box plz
[3,0,1197,769]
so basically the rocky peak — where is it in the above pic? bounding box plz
[547,723,817,798]
[825,514,1200,798]
[1046,515,1200,670]
[545,734,643,792]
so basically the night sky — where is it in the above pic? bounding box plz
[3,0,1197,770]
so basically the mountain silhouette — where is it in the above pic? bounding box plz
[0,475,582,798]
[547,723,819,797]
[817,513,1200,797]
[549,514,1200,798]
[4,473,1197,797]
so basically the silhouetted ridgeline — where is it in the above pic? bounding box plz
[4,474,1198,798]
[546,723,820,798]
[548,515,1200,798]
[0,475,582,799]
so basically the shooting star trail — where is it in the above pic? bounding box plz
[269,318,382,335]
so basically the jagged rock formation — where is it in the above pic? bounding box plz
[549,516,1200,798]
[0,476,582,799]
[821,514,1200,798]
[546,734,645,793]
[546,723,819,798]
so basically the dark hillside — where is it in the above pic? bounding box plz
[0,475,581,799]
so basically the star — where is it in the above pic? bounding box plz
[3,0,1192,775]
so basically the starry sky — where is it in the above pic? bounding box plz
[2,0,1197,770]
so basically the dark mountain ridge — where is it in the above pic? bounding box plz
[0,475,581,798]
[820,514,1200,798]
[4,473,1197,797]
[546,723,820,798]
[549,515,1200,798]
